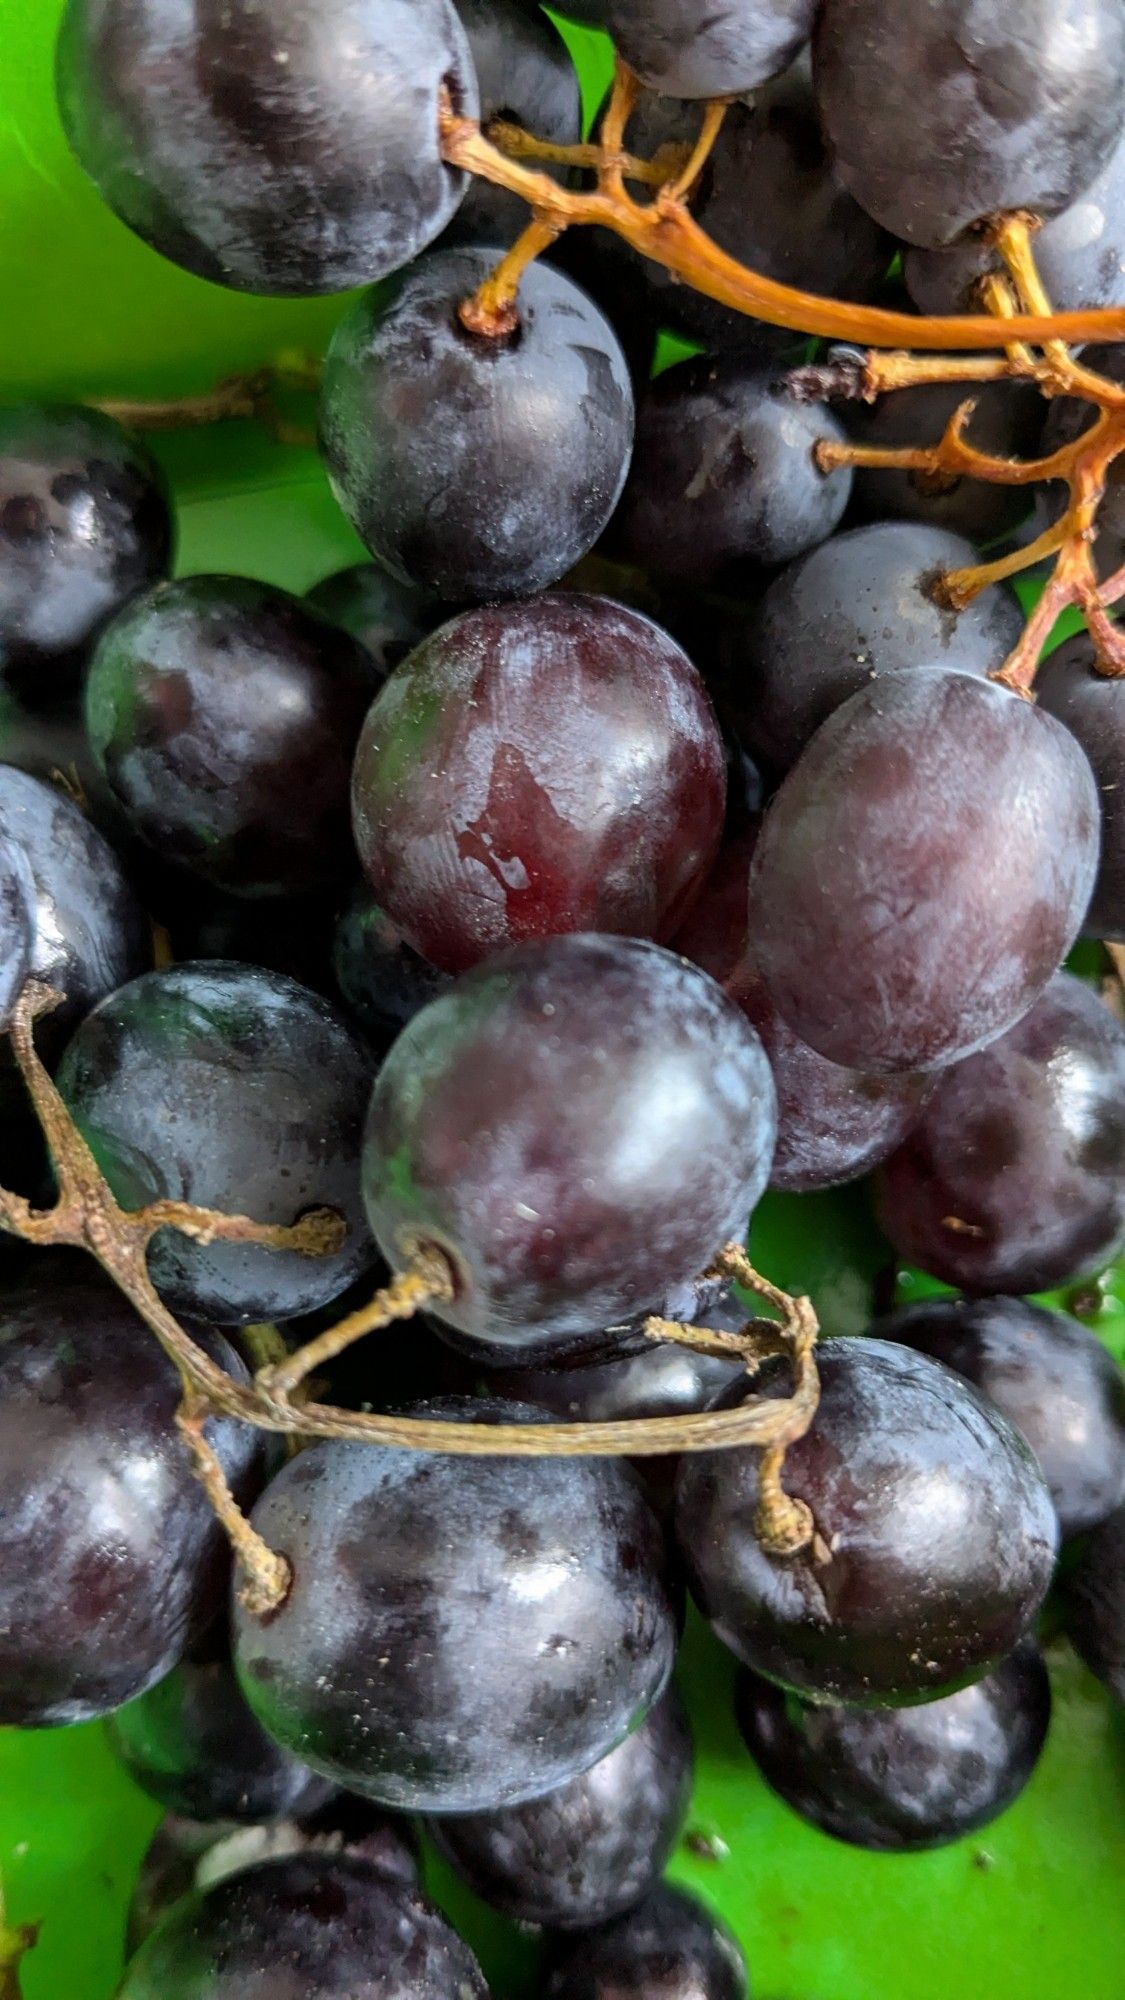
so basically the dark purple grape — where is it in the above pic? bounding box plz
[0,404,172,695]
[841,378,1047,543]
[675,1338,1058,1704]
[813,0,1125,248]
[446,0,580,245]
[350,595,725,975]
[1061,1501,1125,1702]
[305,564,443,690]
[107,1658,338,1824]
[0,1275,264,1726]
[874,1295,1125,1538]
[430,1685,693,1930]
[614,361,851,590]
[163,883,339,1000]
[56,0,480,294]
[544,1885,746,2000]
[747,668,1099,1073]
[1036,633,1125,937]
[907,123,1125,314]
[320,249,635,603]
[484,1287,749,1420]
[725,521,1024,776]
[670,828,759,991]
[118,1855,490,2000]
[232,1404,678,1812]
[594,0,814,96]
[333,885,450,1047]
[362,935,777,1347]
[727,959,932,1193]
[127,1803,419,1954]
[432,1269,746,1373]
[736,1644,1051,1851]
[0,837,33,1028]
[85,577,375,898]
[876,973,1125,1294]
[57,963,376,1323]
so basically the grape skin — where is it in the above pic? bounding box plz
[1062,1501,1125,1704]
[675,1338,1058,1705]
[333,885,451,1050]
[56,0,480,294]
[544,1885,747,2000]
[320,249,635,604]
[591,0,815,98]
[445,0,581,247]
[362,935,777,1347]
[306,564,444,691]
[876,973,1125,1295]
[350,594,726,975]
[1037,634,1125,937]
[736,1645,1051,1852]
[747,667,1100,1074]
[813,0,1125,249]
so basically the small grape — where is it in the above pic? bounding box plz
[544,1885,747,2000]
[445,0,581,246]
[1036,633,1125,938]
[333,886,451,1050]
[1061,1501,1125,1704]
[592,0,815,98]
[306,565,445,690]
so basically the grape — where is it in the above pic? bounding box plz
[333,886,450,1049]
[592,0,815,97]
[85,577,374,899]
[875,973,1125,1294]
[128,1802,420,1954]
[0,1274,264,1726]
[614,361,852,590]
[727,960,933,1193]
[1037,635,1125,936]
[362,935,777,1347]
[746,668,1100,1074]
[544,1885,746,2000]
[319,249,635,603]
[107,1658,338,1824]
[484,1286,749,1421]
[232,1402,678,1812]
[350,595,725,975]
[813,0,1125,249]
[905,123,1125,314]
[446,0,580,246]
[724,521,1024,776]
[842,378,1047,544]
[675,1338,1058,1704]
[874,1296,1125,1538]
[118,1855,490,2000]
[736,1643,1051,1851]
[0,404,171,695]
[57,963,376,1323]
[430,1685,693,1930]
[670,827,760,990]
[306,565,444,690]
[56,0,480,295]
[1061,1501,1125,1703]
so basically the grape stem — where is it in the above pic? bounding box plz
[0,983,822,1612]
[95,353,321,442]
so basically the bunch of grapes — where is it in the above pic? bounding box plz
[0,1,1122,1994]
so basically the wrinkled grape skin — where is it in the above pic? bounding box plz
[56,0,479,295]
[320,250,635,604]
[107,1660,337,1825]
[446,0,580,246]
[351,595,725,975]
[544,1885,747,2000]
[85,577,375,899]
[1036,634,1125,937]
[306,564,443,691]
[333,885,450,1049]
[118,1855,491,2000]
[876,974,1125,1295]
[615,363,851,590]
[0,1279,264,1726]
[813,0,1125,249]
[736,1645,1050,1852]
[676,1338,1058,1705]
[57,963,376,1323]
[1061,1501,1125,1703]
[842,380,1046,543]
[875,1296,1125,1538]
[728,959,932,1192]
[0,405,172,692]
[594,0,815,97]
[232,1411,678,1813]
[725,521,1024,776]
[747,668,1099,1074]
[362,935,777,1347]
[430,1686,693,1930]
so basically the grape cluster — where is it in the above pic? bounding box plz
[0,2,1120,1993]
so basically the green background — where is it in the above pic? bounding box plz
[0,5,1122,1996]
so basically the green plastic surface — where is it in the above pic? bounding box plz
[1,6,1123,1997]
